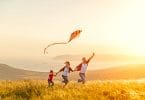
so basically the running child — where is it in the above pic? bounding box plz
[48,70,56,87]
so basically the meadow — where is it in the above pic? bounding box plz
[0,80,145,100]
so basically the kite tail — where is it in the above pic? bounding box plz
[44,42,69,54]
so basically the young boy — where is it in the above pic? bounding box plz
[48,70,56,87]
[56,61,73,87]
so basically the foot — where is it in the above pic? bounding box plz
[82,80,86,84]
[78,79,82,83]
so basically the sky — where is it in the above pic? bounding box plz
[0,0,145,71]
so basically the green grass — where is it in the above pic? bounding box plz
[0,80,145,100]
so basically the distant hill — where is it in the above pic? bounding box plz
[0,64,47,80]
[53,54,82,61]
[0,63,145,80]
[87,64,145,80]
[53,54,144,62]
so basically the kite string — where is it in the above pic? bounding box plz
[44,42,69,54]
[46,42,69,48]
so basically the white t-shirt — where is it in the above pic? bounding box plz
[80,64,88,73]
[62,67,69,76]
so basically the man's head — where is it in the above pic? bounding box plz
[82,57,87,63]
[64,61,70,67]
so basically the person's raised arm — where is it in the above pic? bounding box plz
[87,52,95,63]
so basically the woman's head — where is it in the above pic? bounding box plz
[64,61,70,67]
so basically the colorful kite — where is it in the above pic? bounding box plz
[44,30,82,54]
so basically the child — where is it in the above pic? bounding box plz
[56,61,73,87]
[48,70,56,87]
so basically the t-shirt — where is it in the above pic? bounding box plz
[48,74,53,81]
[80,64,88,73]
[75,60,90,71]
[62,67,69,76]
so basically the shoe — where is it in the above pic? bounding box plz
[78,79,82,83]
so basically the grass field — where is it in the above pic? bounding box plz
[0,80,145,100]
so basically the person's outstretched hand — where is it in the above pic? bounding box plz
[92,52,95,56]
[55,72,58,76]
[54,73,57,76]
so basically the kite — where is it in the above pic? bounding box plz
[44,30,82,54]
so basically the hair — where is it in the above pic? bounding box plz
[50,70,53,73]
[82,57,86,60]
[65,61,70,65]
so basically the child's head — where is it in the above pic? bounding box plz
[50,70,53,73]
[64,61,70,67]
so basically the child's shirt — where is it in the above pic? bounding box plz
[48,73,54,81]
[62,67,69,77]
[59,66,73,77]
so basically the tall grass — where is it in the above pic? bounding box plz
[0,80,145,100]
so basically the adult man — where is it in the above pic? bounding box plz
[74,53,95,84]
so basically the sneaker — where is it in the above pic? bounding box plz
[78,79,82,83]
